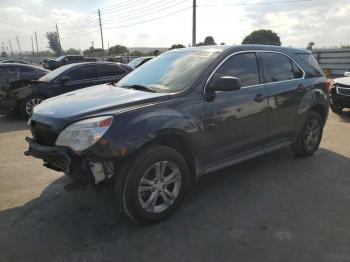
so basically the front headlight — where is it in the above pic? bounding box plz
[56,116,113,152]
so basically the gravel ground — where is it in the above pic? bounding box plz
[0,111,349,262]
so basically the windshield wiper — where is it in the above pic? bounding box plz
[121,84,156,93]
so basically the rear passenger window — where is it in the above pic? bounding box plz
[214,53,260,87]
[261,53,295,83]
[296,53,323,78]
[98,64,126,77]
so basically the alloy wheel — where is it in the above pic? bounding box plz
[25,97,43,116]
[304,118,321,151]
[138,161,182,213]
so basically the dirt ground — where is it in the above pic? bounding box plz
[0,111,349,262]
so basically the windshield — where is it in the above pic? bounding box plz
[127,57,143,68]
[55,56,65,62]
[39,64,75,82]
[118,51,219,93]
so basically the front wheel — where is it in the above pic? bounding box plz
[330,99,343,113]
[291,111,324,157]
[121,145,190,224]
[20,96,44,118]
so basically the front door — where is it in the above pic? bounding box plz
[54,64,97,96]
[204,52,269,163]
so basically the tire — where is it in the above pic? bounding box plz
[291,111,324,157]
[120,144,190,224]
[330,100,343,113]
[20,95,44,118]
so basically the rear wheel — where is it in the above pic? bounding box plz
[121,145,190,224]
[291,111,324,157]
[20,96,44,118]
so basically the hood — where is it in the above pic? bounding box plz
[334,77,350,86]
[31,83,170,130]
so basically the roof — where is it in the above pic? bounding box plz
[168,45,310,54]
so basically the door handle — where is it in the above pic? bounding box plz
[254,93,266,103]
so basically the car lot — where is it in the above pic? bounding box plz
[0,111,349,262]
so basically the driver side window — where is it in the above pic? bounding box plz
[213,53,260,87]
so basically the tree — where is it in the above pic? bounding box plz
[65,48,81,55]
[45,32,61,56]
[169,44,185,50]
[242,29,281,46]
[83,47,103,57]
[1,51,7,58]
[37,50,55,57]
[108,44,128,55]
[129,50,145,56]
[220,42,226,45]
[196,42,204,46]
[203,36,216,45]
[306,42,315,50]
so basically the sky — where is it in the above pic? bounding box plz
[0,0,349,53]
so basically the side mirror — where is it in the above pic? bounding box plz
[60,76,70,84]
[344,72,350,77]
[207,76,241,92]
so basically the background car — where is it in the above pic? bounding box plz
[0,59,31,64]
[0,63,49,81]
[0,62,133,117]
[329,75,350,112]
[43,55,97,70]
[127,56,154,68]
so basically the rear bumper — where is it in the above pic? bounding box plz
[24,137,71,173]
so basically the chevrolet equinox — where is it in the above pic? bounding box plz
[25,45,329,223]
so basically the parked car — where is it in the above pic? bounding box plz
[0,63,49,98]
[329,76,350,112]
[24,45,329,223]
[127,56,154,68]
[43,55,97,70]
[0,59,32,64]
[0,63,49,81]
[0,62,132,117]
[344,71,350,77]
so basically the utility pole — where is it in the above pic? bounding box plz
[16,36,22,57]
[31,36,35,56]
[34,31,39,56]
[1,42,5,52]
[192,0,196,47]
[56,24,62,55]
[8,39,13,56]
[98,9,105,59]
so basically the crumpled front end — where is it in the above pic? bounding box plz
[24,118,119,191]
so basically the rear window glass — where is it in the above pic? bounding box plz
[98,64,126,77]
[296,53,323,78]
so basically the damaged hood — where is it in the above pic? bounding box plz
[31,83,171,130]
[334,77,350,86]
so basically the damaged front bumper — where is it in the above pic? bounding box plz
[24,137,116,190]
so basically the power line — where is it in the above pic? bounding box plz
[102,0,189,24]
[99,0,150,11]
[104,6,192,30]
[200,0,312,6]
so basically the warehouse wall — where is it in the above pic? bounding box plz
[312,48,350,77]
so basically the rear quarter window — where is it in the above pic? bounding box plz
[296,53,324,78]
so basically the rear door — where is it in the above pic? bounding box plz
[96,63,127,84]
[259,52,305,145]
[53,64,98,95]
[204,52,269,162]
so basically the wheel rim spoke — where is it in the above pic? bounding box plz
[144,191,158,212]
[164,170,181,185]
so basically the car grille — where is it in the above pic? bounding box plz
[29,120,59,146]
[337,85,350,96]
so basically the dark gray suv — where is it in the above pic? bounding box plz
[25,45,329,223]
